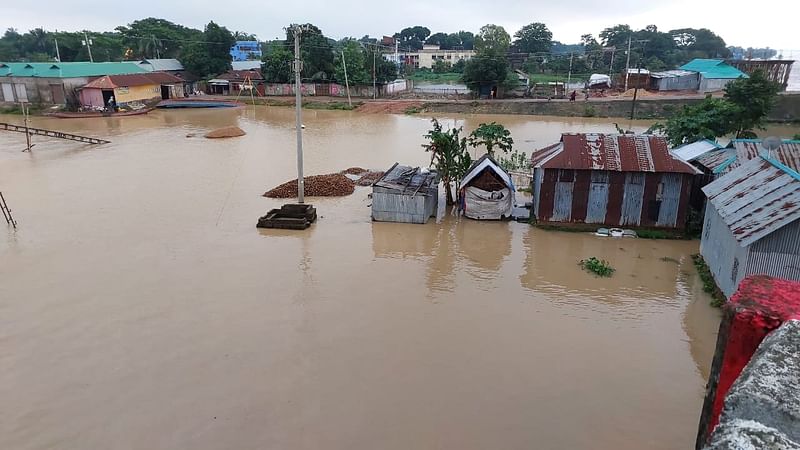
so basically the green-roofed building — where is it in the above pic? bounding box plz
[0,61,147,106]
[679,59,748,93]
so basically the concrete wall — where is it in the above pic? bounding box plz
[704,320,800,449]
[114,84,161,104]
[699,204,749,298]
[0,76,88,105]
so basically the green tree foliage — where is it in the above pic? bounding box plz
[513,23,552,54]
[422,119,472,205]
[432,59,451,74]
[285,24,334,80]
[261,44,292,83]
[474,24,511,56]
[793,134,800,141]
[334,40,369,84]
[181,21,234,79]
[468,122,514,156]
[393,26,431,51]
[723,70,781,136]
[451,59,466,73]
[115,18,202,60]
[651,98,740,146]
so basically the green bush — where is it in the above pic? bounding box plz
[579,257,615,277]
[583,105,597,117]
[691,254,726,307]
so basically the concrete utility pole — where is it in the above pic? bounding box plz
[83,32,94,62]
[292,25,306,203]
[567,52,574,87]
[54,38,61,62]
[608,47,615,77]
[623,34,632,91]
[372,43,377,100]
[340,50,352,107]
[152,35,161,59]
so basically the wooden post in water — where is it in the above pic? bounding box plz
[22,102,32,152]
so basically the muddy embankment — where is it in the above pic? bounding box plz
[415,93,800,122]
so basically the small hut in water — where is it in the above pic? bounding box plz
[371,163,439,224]
[458,154,515,220]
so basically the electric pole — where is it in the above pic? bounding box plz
[567,52,574,87]
[152,35,161,59]
[341,50,352,107]
[372,43,377,100]
[292,25,306,203]
[608,47,615,77]
[623,34,631,91]
[54,37,61,62]
[83,32,94,62]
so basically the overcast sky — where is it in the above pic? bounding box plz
[3,0,798,54]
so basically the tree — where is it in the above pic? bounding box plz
[513,23,552,54]
[432,59,451,74]
[334,40,369,84]
[262,44,292,83]
[724,70,781,136]
[115,18,202,59]
[451,59,466,73]
[669,28,730,59]
[181,21,234,79]
[394,26,431,51]
[285,24,334,80]
[650,98,740,146]
[474,24,510,56]
[468,122,514,156]
[423,119,472,205]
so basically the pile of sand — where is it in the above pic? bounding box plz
[205,126,246,138]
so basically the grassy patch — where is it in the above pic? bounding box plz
[530,73,590,83]
[304,101,359,110]
[408,72,462,82]
[583,105,597,117]
[579,257,615,277]
[404,105,423,114]
[691,254,726,307]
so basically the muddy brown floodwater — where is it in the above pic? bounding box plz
[2,107,796,450]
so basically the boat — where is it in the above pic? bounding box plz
[49,107,154,119]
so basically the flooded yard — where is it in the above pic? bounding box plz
[4,107,795,449]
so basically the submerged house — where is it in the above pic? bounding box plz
[700,153,800,297]
[458,154,514,220]
[679,59,747,93]
[79,72,184,108]
[531,133,699,229]
[371,163,439,224]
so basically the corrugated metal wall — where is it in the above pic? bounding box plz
[533,169,691,229]
[653,74,698,91]
[700,204,750,297]
[371,187,437,224]
[746,219,800,282]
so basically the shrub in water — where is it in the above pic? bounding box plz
[579,257,615,277]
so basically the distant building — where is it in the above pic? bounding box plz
[700,151,800,297]
[79,72,184,108]
[649,70,699,91]
[679,59,748,93]
[397,44,475,69]
[0,62,147,105]
[230,41,262,62]
[207,69,263,95]
[531,133,699,229]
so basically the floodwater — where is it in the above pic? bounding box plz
[1,108,796,450]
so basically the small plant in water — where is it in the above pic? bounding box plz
[579,257,615,277]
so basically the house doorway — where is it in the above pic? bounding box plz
[101,89,114,106]
[161,85,171,100]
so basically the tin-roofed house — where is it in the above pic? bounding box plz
[693,139,800,175]
[679,59,748,93]
[700,153,800,297]
[371,164,440,224]
[79,72,184,109]
[458,154,514,220]
[0,61,147,105]
[531,133,700,229]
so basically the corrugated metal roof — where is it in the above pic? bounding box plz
[702,156,800,246]
[83,72,182,89]
[679,59,748,79]
[373,163,439,195]
[218,69,264,81]
[671,139,721,162]
[694,139,800,174]
[531,133,700,174]
[138,59,184,72]
[650,70,696,78]
[232,61,263,70]
[0,62,147,78]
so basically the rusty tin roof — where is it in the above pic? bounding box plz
[702,155,800,246]
[532,133,700,174]
[695,139,800,174]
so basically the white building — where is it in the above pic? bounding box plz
[387,44,475,69]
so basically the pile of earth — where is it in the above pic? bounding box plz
[264,173,355,198]
[205,126,246,138]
